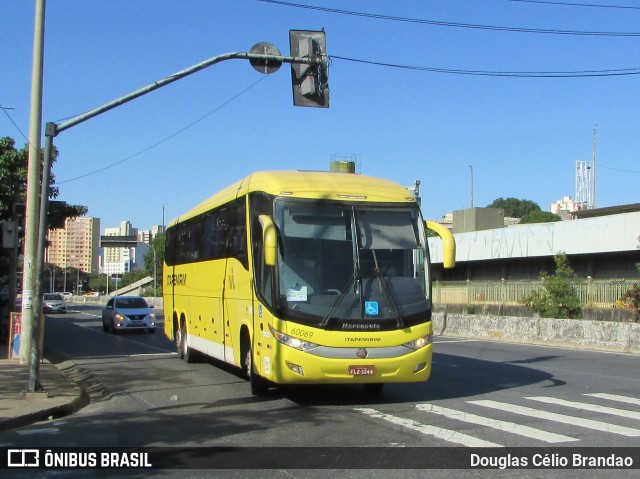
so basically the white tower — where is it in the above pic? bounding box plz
[575,160,592,209]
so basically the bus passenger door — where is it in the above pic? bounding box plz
[223,261,252,366]
[204,296,225,362]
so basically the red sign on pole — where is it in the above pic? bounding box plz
[9,312,21,359]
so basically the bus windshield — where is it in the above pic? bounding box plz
[275,200,430,330]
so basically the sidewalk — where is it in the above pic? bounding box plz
[0,358,85,432]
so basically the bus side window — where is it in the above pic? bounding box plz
[226,198,248,269]
[250,192,274,308]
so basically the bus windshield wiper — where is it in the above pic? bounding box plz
[319,208,361,327]
[371,250,405,329]
[319,270,358,327]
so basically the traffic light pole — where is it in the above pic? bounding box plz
[23,42,328,392]
[46,51,324,138]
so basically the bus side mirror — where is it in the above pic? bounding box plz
[425,221,456,269]
[259,215,277,267]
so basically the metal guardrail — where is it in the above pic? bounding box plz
[433,279,640,308]
[67,295,163,308]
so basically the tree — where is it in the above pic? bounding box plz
[88,275,104,294]
[487,197,561,224]
[487,197,541,218]
[0,136,87,227]
[144,232,165,296]
[1,136,88,286]
[521,252,582,319]
[520,210,561,224]
[0,137,27,222]
[121,269,147,287]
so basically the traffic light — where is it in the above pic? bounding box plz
[289,30,329,108]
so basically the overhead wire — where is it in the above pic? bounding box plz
[599,164,640,174]
[257,0,640,78]
[257,0,640,36]
[330,55,640,78]
[5,2,639,182]
[57,75,269,184]
[509,0,640,11]
[0,104,30,144]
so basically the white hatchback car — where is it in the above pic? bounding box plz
[101,296,156,333]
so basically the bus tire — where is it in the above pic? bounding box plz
[249,350,269,396]
[175,321,184,359]
[242,337,268,396]
[181,322,196,364]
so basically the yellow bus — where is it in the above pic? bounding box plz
[163,170,455,394]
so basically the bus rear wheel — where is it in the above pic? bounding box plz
[176,321,196,363]
[175,323,184,359]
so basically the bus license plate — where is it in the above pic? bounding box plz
[349,365,376,376]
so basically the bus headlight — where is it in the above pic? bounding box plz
[269,325,318,351]
[402,333,432,350]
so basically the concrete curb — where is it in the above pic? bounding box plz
[433,312,640,354]
[0,395,87,433]
[0,360,89,433]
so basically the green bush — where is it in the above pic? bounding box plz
[521,252,581,319]
[463,305,476,315]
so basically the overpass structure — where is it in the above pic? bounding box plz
[428,210,640,281]
[109,276,153,296]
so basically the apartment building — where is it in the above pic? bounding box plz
[46,216,101,273]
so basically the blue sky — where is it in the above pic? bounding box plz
[2,0,639,233]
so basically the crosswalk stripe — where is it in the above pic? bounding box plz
[354,408,503,447]
[526,396,640,421]
[469,400,640,437]
[585,393,640,406]
[416,404,577,443]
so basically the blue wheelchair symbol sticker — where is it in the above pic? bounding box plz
[365,301,379,316]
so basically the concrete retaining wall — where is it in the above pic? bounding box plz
[433,304,638,322]
[433,312,640,354]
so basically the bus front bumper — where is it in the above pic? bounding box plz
[260,344,432,385]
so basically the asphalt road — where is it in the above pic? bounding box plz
[1,304,639,479]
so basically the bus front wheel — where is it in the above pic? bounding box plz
[242,340,269,396]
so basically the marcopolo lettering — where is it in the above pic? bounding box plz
[341,323,382,331]
[167,274,187,286]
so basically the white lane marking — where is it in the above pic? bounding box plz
[433,339,480,343]
[355,407,503,447]
[526,396,640,421]
[416,403,577,443]
[16,428,59,436]
[130,352,177,357]
[585,393,640,407]
[470,400,640,437]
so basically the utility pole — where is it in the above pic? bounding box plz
[21,0,46,392]
[591,124,597,209]
[162,202,169,233]
[469,165,474,209]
